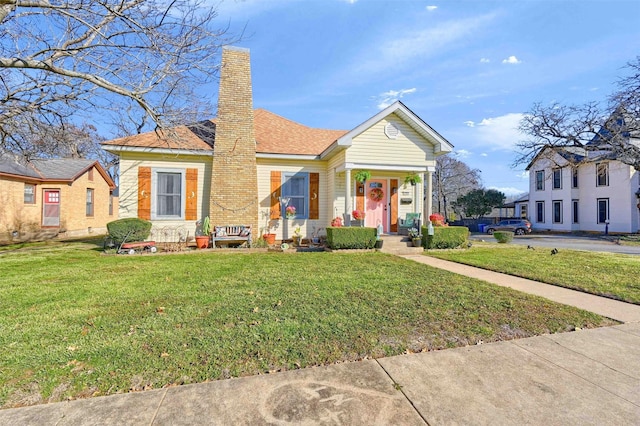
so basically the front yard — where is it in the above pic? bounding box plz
[428,242,640,304]
[0,240,614,408]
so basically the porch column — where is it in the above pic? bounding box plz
[424,171,433,222]
[344,169,352,223]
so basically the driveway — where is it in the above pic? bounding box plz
[470,233,640,255]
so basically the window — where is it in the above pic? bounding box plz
[520,204,528,219]
[597,198,609,224]
[552,200,562,223]
[24,184,35,204]
[572,200,579,223]
[552,169,562,189]
[86,189,94,216]
[535,171,544,191]
[596,163,609,187]
[536,201,544,223]
[281,172,309,218]
[572,167,578,188]
[153,170,184,219]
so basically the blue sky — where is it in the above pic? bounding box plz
[211,0,640,196]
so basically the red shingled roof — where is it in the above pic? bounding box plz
[102,109,347,156]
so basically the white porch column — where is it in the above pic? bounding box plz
[424,171,433,223]
[344,169,352,223]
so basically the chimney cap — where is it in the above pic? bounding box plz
[222,45,250,53]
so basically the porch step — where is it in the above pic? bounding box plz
[378,235,423,255]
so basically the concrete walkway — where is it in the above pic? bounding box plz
[2,256,640,425]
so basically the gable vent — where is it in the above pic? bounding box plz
[384,122,399,139]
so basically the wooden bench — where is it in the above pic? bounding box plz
[211,225,252,248]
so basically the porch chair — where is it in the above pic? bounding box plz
[398,213,421,236]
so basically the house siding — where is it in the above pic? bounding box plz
[346,114,435,166]
[118,152,212,234]
[257,158,328,240]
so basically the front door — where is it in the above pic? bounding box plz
[43,189,61,227]
[365,180,387,231]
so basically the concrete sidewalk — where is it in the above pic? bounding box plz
[2,256,640,425]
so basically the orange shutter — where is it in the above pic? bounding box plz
[309,173,319,220]
[356,181,364,212]
[270,171,281,219]
[185,168,198,220]
[138,167,151,220]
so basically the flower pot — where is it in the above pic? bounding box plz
[375,240,384,249]
[292,235,301,247]
[412,238,422,247]
[195,236,210,249]
[262,233,276,245]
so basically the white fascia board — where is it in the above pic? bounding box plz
[320,139,350,159]
[339,162,432,173]
[256,153,320,161]
[103,146,212,156]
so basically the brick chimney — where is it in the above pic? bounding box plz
[210,46,258,231]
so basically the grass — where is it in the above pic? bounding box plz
[0,239,614,408]
[428,242,640,304]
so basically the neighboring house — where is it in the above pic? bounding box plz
[102,47,453,242]
[0,157,117,243]
[526,145,640,233]
[501,193,529,219]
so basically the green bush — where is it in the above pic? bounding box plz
[326,227,376,249]
[106,218,152,242]
[493,231,514,243]
[423,226,469,249]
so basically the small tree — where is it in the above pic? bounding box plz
[453,189,506,219]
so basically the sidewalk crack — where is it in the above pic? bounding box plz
[375,359,431,425]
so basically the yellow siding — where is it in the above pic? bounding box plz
[346,114,435,166]
[0,179,41,238]
[257,159,329,240]
[118,152,212,233]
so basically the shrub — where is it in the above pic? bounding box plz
[326,226,376,249]
[107,218,152,242]
[493,231,514,244]
[423,225,468,249]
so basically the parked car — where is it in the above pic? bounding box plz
[485,219,532,235]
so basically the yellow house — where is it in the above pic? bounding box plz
[102,47,453,242]
[0,157,117,243]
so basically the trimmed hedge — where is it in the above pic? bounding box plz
[422,225,469,249]
[106,218,152,242]
[326,226,376,249]
[493,231,514,243]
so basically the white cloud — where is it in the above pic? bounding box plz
[488,186,527,197]
[455,149,471,158]
[480,58,490,63]
[516,171,529,180]
[502,55,521,64]
[354,13,497,75]
[464,113,525,151]
[426,5,438,11]
[480,153,488,157]
[375,88,416,109]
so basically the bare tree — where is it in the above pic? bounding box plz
[516,57,640,170]
[0,0,238,156]
[432,155,481,221]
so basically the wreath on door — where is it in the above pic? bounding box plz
[369,188,384,201]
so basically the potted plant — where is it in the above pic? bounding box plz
[195,216,211,249]
[260,209,277,245]
[354,170,371,183]
[404,172,422,186]
[408,227,422,247]
[285,205,296,219]
[352,209,366,226]
[311,226,323,245]
[292,226,302,246]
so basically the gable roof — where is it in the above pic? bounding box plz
[0,157,115,188]
[324,101,454,158]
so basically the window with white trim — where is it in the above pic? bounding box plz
[24,183,35,204]
[536,201,544,223]
[552,169,561,189]
[86,188,94,216]
[572,200,579,223]
[552,200,562,223]
[535,171,544,191]
[281,172,309,219]
[597,198,609,224]
[152,169,185,219]
[596,163,609,187]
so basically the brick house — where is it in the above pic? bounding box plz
[0,157,117,243]
[103,47,453,242]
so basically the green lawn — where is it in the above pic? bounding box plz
[0,240,614,408]
[428,243,640,304]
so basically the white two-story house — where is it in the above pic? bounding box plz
[526,144,640,234]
